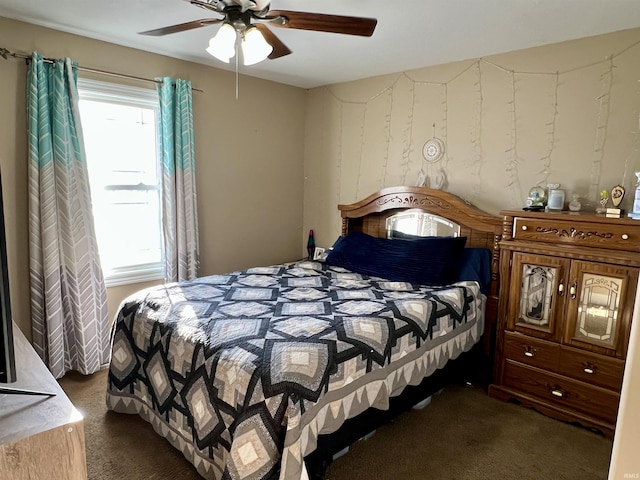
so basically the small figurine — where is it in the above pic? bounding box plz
[611,185,625,207]
[524,186,546,211]
[600,190,609,207]
[596,190,609,214]
[603,185,626,218]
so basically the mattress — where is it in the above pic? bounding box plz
[106,260,485,480]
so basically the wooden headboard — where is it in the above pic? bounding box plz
[338,186,503,354]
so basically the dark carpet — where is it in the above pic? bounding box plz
[59,369,612,480]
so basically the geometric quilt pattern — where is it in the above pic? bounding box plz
[106,260,482,480]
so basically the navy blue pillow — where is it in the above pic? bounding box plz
[325,231,467,286]
[454,248,492,294]
[388,231,492,293]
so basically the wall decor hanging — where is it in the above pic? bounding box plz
[422,137,445,163]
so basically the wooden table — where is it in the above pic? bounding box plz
[0,325,86,479]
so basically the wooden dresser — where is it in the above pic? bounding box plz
[488,210,640,437]
[0,325,87,479]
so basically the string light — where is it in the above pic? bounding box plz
[355,100,369,200]
[537,72,559,187]
[620,121,639,190]
[587,56,614,203]
[335,100,343,222]
[440,83,449,175]
[320,38,639,206]
[380,88,393,186]
[504,70,523,205]
[470,60,484,200]
[399,80,416,185]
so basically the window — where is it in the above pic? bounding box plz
[78,79,164,286]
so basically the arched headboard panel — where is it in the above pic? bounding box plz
[338,186,503,355]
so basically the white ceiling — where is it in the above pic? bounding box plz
[1,0,640,89]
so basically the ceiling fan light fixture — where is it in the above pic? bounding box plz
[241,26,273,65]
[206,22,237,62]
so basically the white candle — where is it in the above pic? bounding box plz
[548,189,565,210]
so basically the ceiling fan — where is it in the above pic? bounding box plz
[139,0,377,63]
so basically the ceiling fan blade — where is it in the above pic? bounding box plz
[255,24,292,59]
[267,10,377,37]
[189,0,221,12]
[139,18,222,36]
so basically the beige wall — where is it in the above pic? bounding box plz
[303,27,640,250]
[302,27,640,478]
[0,16,306,337]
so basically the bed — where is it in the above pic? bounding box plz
[106,186,502,480]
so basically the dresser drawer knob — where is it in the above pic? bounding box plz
[582,362,597,375]
[521,225,528,231]
[523,345,537,357]
[549,386,566,398]
[622,234,629,240]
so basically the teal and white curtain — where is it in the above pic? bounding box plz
[157,77,199,282]
[27,53,109,378]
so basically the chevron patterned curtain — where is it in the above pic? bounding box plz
[158,77,199,282]
[27,53,110,378]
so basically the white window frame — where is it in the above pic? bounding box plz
[78,78,165,287]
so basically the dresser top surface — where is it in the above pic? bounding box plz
[500,210,640,227]
[0,326,82,445]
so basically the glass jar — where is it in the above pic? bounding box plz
[568,194,581,212]
[547,188,565,211]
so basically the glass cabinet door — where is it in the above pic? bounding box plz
[507,253,569,340]
[564,261,639,357]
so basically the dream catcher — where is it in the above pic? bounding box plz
[416,124,446,189]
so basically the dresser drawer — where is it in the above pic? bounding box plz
[504,331,559,371]
[503,360,620,424]
[559,347,625,391]
[512,217,640,252]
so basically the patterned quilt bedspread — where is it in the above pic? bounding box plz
[106,261,485,480]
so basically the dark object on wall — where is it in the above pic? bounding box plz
[307,229,315,260]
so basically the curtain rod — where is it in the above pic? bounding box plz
[0,47,204,93]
